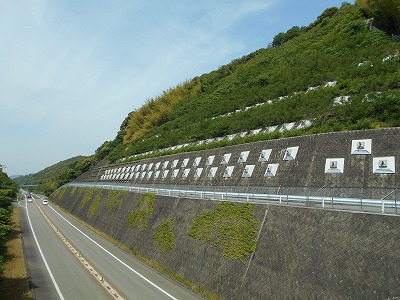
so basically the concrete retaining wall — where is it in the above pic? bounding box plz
[51,186,400,299]
[77,128,400,199]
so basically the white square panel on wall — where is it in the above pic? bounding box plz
[259,149,272,162]
[172,169,179,178]
[193,157,202,167]
[351,139,372,155]
[194,168,203,178]
[181,158,189,168]
[264,163,279,177]
[283,146,299,160]
[206,155,215,166]
[223,166,234,178]
[220,153,231,165]
[171,159,179,168]
[325,158,345,174]
[162,170,169,179]
[208,167,218,178]
[238,151,250,163]
[182,168,190,178]
[373,156,395,174]
[242,165,255,178]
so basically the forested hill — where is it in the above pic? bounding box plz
[101,3,400,162]
[14,156,87,195]
[20,3,400,195]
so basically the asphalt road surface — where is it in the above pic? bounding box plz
[19,196,203,300]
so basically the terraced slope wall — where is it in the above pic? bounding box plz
[51,186,400,299]
[77,128,400,199]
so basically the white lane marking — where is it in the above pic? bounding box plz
[17,200,26,209]
[25,200,65,300]
[36,204,124,300]
[48,205,178,300]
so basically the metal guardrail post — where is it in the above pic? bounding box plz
[381,200,385,214]
[322,197,325,209]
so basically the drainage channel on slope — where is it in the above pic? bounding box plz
[35,201,125,300]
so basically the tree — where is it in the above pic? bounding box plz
[272,26,303,48]
[356,0,400,34]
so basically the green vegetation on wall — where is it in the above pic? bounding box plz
[105,190,126,218]
[187,202,259,260]
[53,186,67,201]
[153,218,175,252]
[89,191,102,217]
[81,188,97,208]
[71,187,77,195]
[126,193,155,230]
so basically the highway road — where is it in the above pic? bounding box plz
[19,195,203,300]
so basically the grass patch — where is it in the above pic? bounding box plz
[0,208,32,299]
[187,202,259,260]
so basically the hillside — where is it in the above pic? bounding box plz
[14,156,88,195]
[102,3,400,163]
[17,3,400,193]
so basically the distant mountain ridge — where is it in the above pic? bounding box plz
[14,156,87,194]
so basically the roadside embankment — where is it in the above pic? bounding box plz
[51,186,400,299]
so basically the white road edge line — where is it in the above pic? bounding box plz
[48,204,178,300]
[36,203,124,300]
[25,201,65,300]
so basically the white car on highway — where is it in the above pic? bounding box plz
[42,199,48,205]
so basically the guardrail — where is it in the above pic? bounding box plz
[66,182,399,216]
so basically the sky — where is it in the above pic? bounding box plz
[0,0,347,176]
